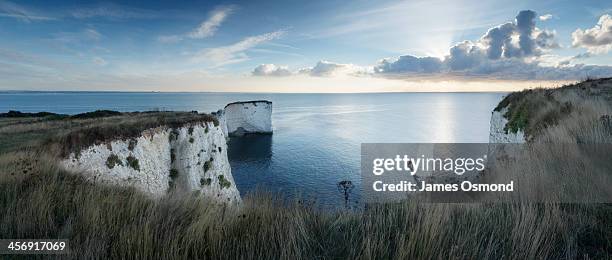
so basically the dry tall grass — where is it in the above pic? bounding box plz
[485,78,612,204]
[0,111,217,155]
[1,79,611,258]
[1,151,609,259]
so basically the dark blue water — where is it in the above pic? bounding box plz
[1,91,506,207]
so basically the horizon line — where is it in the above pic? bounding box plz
[0,89,513,94]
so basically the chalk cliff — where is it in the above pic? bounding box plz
[489,107,526,143]
[59,100,274,205]
[218,101,273,136]
[60,121,241,205]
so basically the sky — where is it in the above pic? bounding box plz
[0,0,611,92]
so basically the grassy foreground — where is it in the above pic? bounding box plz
[1,79,612,259]
[1,152,610,259]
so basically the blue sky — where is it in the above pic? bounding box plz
[1,0,611,92]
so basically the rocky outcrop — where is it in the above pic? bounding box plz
[60,121,241,205]
[489,107,525,143]
[59,100,274,204]
[218,101,272,137]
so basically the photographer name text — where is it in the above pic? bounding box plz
[372,180,514,192]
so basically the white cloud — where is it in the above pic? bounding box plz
[539,14,553,21]
[299,60,366,77]
[250,60,369,78]
[299,61,369,77]
[158,5,235,43]
[375,55,443,74]
[84,29,102,41]
[572,14,612,54]
[193,30,285,67]
[252,64,292,77]
[188,6,235,39]
[92,57,107,66]
[71,3,158,19]
[0,0,54,22]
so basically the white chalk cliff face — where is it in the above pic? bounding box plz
[60,122,241,205]
[219,101,272,136]
[169,124,240,203]
[489,107,526,143]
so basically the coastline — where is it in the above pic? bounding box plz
[0,78,611,258]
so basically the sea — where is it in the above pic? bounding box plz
[1,91,506,207]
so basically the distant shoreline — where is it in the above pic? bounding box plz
[0,90,511,94]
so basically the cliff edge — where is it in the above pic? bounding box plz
[50,100,275,205]
[489,107,526,143]
[54,112,241,205]
[490,77,612,143]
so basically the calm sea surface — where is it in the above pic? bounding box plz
[1,92,506,207]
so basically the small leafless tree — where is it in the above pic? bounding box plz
[337,180,354,208]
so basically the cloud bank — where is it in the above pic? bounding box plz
[374,10,611,80]
[252,11,612,81]
[412,10,556,65]
[250,60,369,78]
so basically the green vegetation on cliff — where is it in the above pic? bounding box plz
[0,110,218,156]
[495,77,612,141]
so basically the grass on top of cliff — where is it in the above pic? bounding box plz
[494,77,612,140]
[0,151,610,259]
[0,110,218,156]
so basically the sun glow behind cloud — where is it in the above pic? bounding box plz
[391,0,465,58]
[328,0,471,57]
